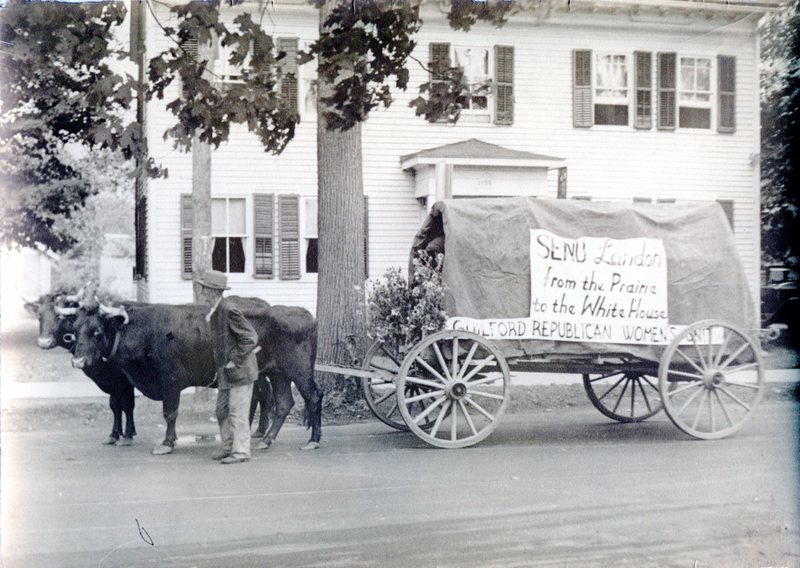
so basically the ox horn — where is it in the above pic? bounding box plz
[54,305,79,316]
[98,302,129,325]
[20,292,38,305]
[63,285,86,304]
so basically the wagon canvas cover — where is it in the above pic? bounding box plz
[411,197,755,362]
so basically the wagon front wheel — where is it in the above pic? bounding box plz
[361,340,407,431]
[659,320,764,440]
[396,330,511,449]
[583,371,664,423]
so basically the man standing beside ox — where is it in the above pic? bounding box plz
[196,270,260,464]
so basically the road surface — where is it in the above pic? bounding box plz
[2,402,798,568]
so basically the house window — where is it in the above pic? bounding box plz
[212,198,246,273]
[594,53,629,126]
[213,36,305,119]
[428,42,513,125]
[679,56,712,129]
[304,198,318,274]
[454,47,491,117]
[214,41,249,83]
[575,50,735,133]
[300,40,317,117]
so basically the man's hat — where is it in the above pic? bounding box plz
[194,270,230,291]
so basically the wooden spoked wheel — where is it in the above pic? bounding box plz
[396,330,511,449]
[361,340,409,431]
[583,370,664,423]
[659,320,764,440]
[361,340,437,431]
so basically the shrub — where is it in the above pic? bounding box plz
[366,251,447,352]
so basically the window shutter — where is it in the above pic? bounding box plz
[279,194,300,280]
[634,51,652,129]
[717,199,734,229]
[494,45,514,125]
[573,50,592,128]
[253,194,274,279]
[181,194,193,280]
[657,52,676,130]
[718,55,736,133]
[181,37,198,60]
[363,195,369,280]
[429,42,451,81]
[279,37,299,112]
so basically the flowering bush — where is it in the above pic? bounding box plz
[366,251,447,351]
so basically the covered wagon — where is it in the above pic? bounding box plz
[360,197,764,448]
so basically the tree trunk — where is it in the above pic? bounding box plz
[191,137,217,305]
[192,36,216,404]
[191,34,216,304]
[315,2,367,402]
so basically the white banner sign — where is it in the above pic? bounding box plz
[446,318,720,346]
[527,229,669,344]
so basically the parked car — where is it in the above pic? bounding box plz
[762,264,798,347]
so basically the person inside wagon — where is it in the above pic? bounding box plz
[196,270,260,465]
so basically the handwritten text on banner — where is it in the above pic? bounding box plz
[526,230,669,344]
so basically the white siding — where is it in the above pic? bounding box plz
[141,4,763,315]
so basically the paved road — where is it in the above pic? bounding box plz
[2,404,798,568]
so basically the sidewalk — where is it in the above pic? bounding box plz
[3,316,798,405]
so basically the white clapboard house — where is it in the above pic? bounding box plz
[130,0,778,314]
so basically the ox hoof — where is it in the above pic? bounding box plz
[151,444,174,455]
[255,439,272,451]
[300,441,320,451]
[117,437,133,447]
[102,436,119,446]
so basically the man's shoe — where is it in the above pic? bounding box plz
[255,438,272,451]
[220,454,250,464]
[211,449,231,461]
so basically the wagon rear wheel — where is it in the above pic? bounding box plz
[583,371,664,423]
[396,330,511,449]
[659,320,764,440]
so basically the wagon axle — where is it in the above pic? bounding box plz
[704,370,726,389]
[447,381,468,400]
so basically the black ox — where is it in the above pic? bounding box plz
[70,299,321,454]
[31,294,275,447]
[29,293,138,445]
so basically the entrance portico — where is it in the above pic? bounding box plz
[400,139,566,211]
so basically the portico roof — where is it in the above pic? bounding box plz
[400,139,565,170]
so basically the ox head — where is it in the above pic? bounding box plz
[71,302,129,370]
[32,294,81,350]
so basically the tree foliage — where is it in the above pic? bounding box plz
[51,149,135,292]
[760,0,800,263]
[0,0,149,252]
[147,0,297,152]
[304,0,421,130]
[148,0,525,142]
